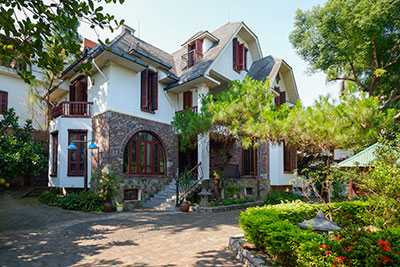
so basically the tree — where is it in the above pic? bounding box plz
[0,108,47,183]
[0,0,125,83]
[289,0,400,102]
[173,77,394,214]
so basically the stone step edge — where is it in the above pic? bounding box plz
[228,235,276,267]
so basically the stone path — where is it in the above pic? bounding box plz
[0,191,244,266]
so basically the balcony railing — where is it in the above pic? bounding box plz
[51,101,93,119]
[175,106,198,114]
[181,49,203,70]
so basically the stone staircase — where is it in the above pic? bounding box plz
[142,179,177,211]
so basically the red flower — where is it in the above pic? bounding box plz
[346,214,351,217]
[348,247,353,252]
[324,250,331,255]
[381,256,393,263]
[378,241,390,246]
[334,237,341,241]
[366,228,371,232]
[383,246,391,252]
[387,237,392,241]
[393,249,397,254]
[334,256,346,262]
[320,244,327,249]
[312,247,316,250]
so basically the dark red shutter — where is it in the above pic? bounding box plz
[232,38,238,70]
[238,43,245,70]
[141,69,149,109]
[195,39,203,63]
[283,143,290,172]
[151,72,158,111]
[244,47,248,70]
[183,91,192,108]
[274,96,281,108]
[280,91,286,105]
[0,91,7,114]
[291,146,297,171]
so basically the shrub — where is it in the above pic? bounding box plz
[263,191,303,205]
[39,191,103,212]
[297,227,400,266]
[210,197,255,207]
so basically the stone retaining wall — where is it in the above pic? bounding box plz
[194,200,264,213]
[229,235,275,267]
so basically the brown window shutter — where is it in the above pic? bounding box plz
[69,83,76,101]
[0,91,7,114]
[244,47,248,70]
[141,69,149,109]
[151,72,158,111]
[280,91,286,105]
[291,146,297,171]
[238,43,244,70]
[274,96,281,108]
[232,38,238,70]
[283,143,291,172]
[183,91,192,108]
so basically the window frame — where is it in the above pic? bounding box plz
[283,143,297,173]
[241,146,257,177]
[141,69,158,112]
[0,90,8,114]
[51,131,58,175]
[125,131,166,176]
[67,130,87,176]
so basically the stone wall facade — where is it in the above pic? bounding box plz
[92,111,179,206]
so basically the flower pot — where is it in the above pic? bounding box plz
[179,201,190,212]
[116,204,123,212]
[104,201,113,212]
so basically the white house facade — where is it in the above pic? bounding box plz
[47,22,300,208]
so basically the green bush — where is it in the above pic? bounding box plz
[210,197,255,207]
[263,191,303,205]
[39,191,103,212]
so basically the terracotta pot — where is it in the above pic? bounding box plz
[104,202,113,212]
[179,201,190,212]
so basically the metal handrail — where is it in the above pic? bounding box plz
[176,162,205,207]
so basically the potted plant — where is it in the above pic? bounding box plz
[179,168,194,212]
[92,165,120,212]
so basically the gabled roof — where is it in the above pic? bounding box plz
[247,55,281,83]
[336,143,380,167]
[181,30,219,46]
[168,22,243,89]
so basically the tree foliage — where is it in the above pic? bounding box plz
[0,0,125,83]
[289,0,400,100]
[0,108,47,180]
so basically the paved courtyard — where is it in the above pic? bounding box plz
[0,192,244,266]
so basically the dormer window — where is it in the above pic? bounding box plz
[187,39,203,68]
[233,38,248,72]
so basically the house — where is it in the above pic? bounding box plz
[47,22,300,209]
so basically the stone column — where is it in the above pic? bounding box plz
[197,83,210,180]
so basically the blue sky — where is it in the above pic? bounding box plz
[79,0,339,106]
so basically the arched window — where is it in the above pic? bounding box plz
[123,132,165,175]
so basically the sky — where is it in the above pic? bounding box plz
[78,0,340,107]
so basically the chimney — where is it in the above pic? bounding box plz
[83,38,98,50]
[120,24,135,36]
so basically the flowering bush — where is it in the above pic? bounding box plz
[296,227,400,266]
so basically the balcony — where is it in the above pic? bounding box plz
[181,49,203,70]
[175,106,198,114]
[51,101,93,119]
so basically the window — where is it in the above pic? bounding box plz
[141,69,158,111]
[123,131,165,175]
[68,131,87,175]
[284,143,297,172]
[242,147,257,176]
[124,189,139,200]
[183,91,192,108]
[245,187,253,196]
[0,91,7,114]
[233,38,247,72]
[274,87,286,108]
[51,132,58,174]
[187,39,203,67]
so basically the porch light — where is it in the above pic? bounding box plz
[88,140,99,149]
[67,141,77,150]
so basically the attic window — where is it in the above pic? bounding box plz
[183,39,203,69]
[276,73,281,83]
[233,38,247,72]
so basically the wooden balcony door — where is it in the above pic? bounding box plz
[69,80,88,116]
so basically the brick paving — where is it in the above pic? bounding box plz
[0,192,244,266]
